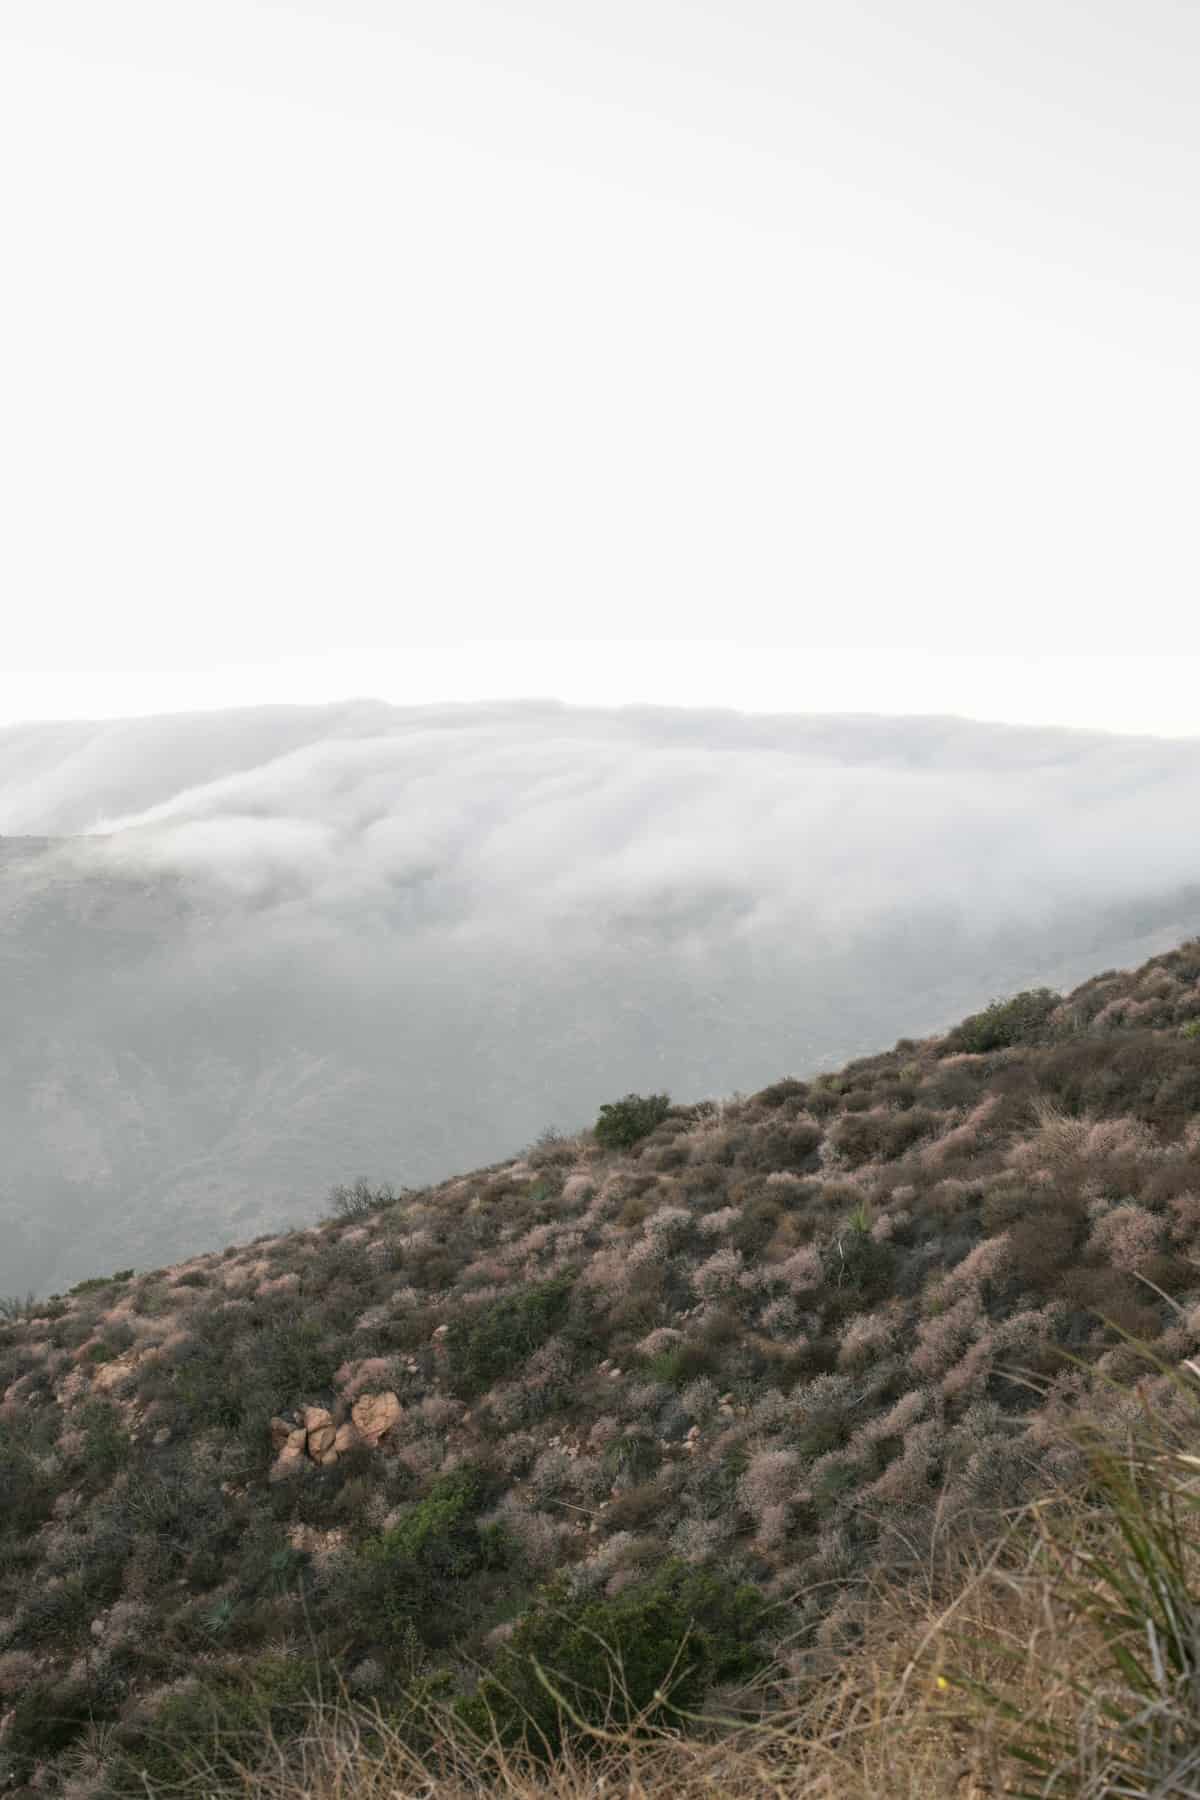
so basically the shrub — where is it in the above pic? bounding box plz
[594,1093,673,1151]
[754,1077,809,1110]
[327,1177,402,1221]
[459,1558,767,1754]
[830,1107,940,1168]
[821,1222,895,1306]
[358,1464,506,1649]
[107,1654,321,1794]
[943,987,1061,1055]
[3,1676,99,1779]
[446,1276,574,1398]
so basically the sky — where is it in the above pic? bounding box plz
[2,1,1197,735]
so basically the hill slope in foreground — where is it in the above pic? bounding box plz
[5,940,1200,1793]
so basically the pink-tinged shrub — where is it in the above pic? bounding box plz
[1169,1192,1200,1244]
[669,1515,729,1563]
[927,1233,1011,1313]
[1088,1202,1163,1272]
[837,1310,897,1371]
[940,1333,996,1402]
[738,1446,800,1517]
[637,1326,684,1359]
[462,1255,511,1287]
[911,1291,981,1379]
[695,1205,741,1238]
[691,1247,744,1299]
[850,1388,929,1459]
[939,1302,1061,1402]
[490,1499,566,1572]
[679,1377,718,1421]
[581,1246,628,1292]
[865,1417,942,1506]
[751,1500,792,1551]
[777,1246,823,1294]
[919,1096,1000,1171]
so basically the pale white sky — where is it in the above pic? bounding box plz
[2,1,1197,734]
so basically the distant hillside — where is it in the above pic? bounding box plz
[3,700,1200,1294]
[3,939,1200,1793]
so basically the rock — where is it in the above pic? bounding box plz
[269,1416,294,1451]
[351,1390,403,1445]
[303,1406,336,1460]
[269,1426,309,1481]
[334,1422,360,1455]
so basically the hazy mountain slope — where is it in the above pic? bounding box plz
[2,702,1199,1294]
[3,941,1200,1794]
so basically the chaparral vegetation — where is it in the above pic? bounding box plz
[4,940,1200,1794]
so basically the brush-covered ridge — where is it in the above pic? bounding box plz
[4,941,1200,1792]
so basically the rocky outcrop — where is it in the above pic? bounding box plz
[268,1391,401,1478]
[351,1389,403,1446]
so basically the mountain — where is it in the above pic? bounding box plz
[3,939,1200,1794]
[2,700,1199,1294]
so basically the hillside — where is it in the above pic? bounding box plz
[4,940,1200,1793]
[5,700,1200,1296]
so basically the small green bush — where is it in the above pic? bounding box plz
[943,987,1060,1055]
[593,1092,672,1151]
[107,1654,320,1794]
[446,1276,574,1398]
[358,1465,506,1648]
[822,1222,895,1306]
[460,1558,767,1755]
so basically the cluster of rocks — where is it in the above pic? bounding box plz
[269,1390,401,1479]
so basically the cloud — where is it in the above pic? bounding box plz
[32,701,1195,950]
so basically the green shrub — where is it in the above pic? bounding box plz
[446,1276,574,1398]
[357,1464,506,1649]
[459,1558,767,1755]
[1179,1019,1200,1041]
[821,1221,895,1306]
[108,1654,321,1794]
[2,1676,99,1779]
[594,1093,672,1151]
[943,987,1060,1055]
[646,1340,719,1389]
[0,1428,55,1534]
